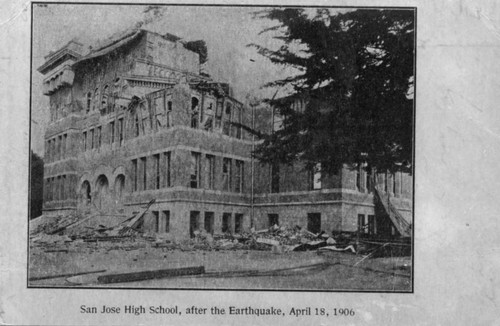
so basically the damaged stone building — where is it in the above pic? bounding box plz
[38,28,412,240]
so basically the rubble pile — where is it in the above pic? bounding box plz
[29,211,360,254]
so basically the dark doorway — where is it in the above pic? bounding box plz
[307,213,321,234]
[190,211,200,238]
[268,214,279,227]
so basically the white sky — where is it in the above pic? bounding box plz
[31,4,301,156]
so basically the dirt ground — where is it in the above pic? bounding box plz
[29,240,411,291]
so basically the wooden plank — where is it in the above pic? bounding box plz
[97,266,205,284]
[29,269,107,281]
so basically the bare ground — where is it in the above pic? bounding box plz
[28,240,411,291]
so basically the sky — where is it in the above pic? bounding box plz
[31,4,302,156]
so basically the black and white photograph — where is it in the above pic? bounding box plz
[28,3,415,291]
[3,0,500,324]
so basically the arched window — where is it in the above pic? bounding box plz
[95,175,109,210]
[81,180,91,205]
[114,174,125,203]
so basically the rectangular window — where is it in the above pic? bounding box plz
[235,160,244,193]
[235,107,242,139]
[307,213,321,234]
[47,178,51,201]
[153,154,160,190]
[271,163,280,193]
[62,134,67,158]
[190,152,201,188]
[356,166,361,191]
[152,211,159,233]
[268,214,279,227]
[190,211,200,238]
[234,213,243,234]
[204,212,214,234]
[110,121,115,144]
[164,152,171,187]
[90,128,94,149]
[46,140,50,161]
[366,167,372,193]
[58,135,62,160]
[222,213,231,233]
[132,159,138,192]
[206,154,215,190]
[135,115,140,137]
[141,157,147,191]
[311,163,321,190]
[222,103,231,136]
[384,171,388,192]
[392,172,396,194]
[61,175,66,200]
[118,118,124,146]
[358,214,367,234]
[56,176,61,201]
[163,211,170,233]
[166,101,172,128]
[368,215,376,235]
[222,158,232,191]
[97,126,102,148]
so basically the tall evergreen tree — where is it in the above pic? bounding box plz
[249,8,414,174]
[30,150,44,219]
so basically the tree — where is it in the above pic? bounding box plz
[30,150,44,219]
[249,8,414,174]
